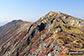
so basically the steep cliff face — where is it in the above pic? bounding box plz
[0,11,84,56]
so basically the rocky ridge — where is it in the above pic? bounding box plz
[0,11,84,56]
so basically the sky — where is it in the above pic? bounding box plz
[0,0,84,26]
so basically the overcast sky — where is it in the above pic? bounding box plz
[0,0,84,26]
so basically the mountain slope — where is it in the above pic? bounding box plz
[0,11,84,56]
[0,20,32,44]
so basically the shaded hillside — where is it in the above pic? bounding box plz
[0,11,84,56]
[0,20,32,44]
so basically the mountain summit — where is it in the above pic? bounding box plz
[0,11,84,56]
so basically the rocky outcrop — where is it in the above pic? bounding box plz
[0,11,84,56]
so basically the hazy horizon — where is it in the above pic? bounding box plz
[0,0,84,26]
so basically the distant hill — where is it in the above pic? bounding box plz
[0,11,84,56]
[0,20,32,44]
